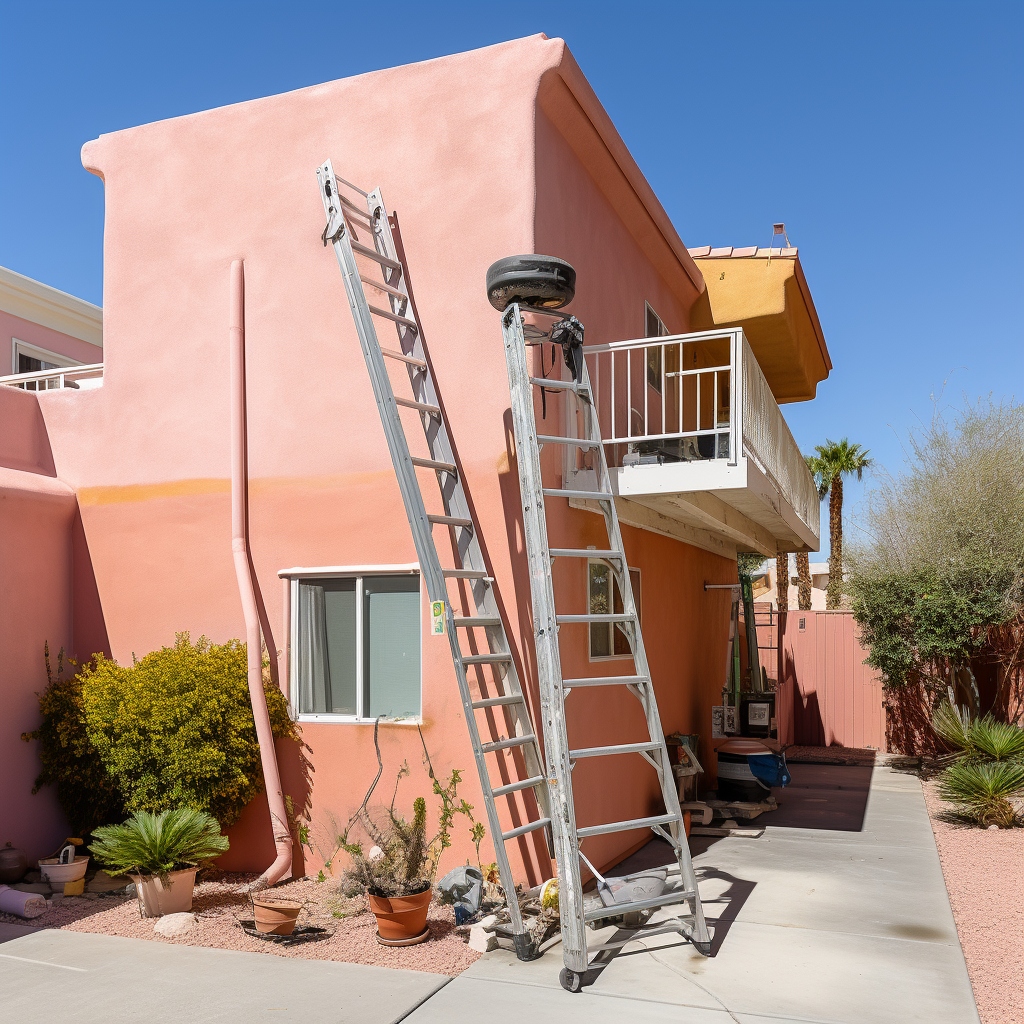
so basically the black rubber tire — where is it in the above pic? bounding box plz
[559,968,583,993]
[486,254,576,311]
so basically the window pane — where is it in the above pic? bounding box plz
[323,581,357,714]
[589,562,611,658]
[365,576,421,718]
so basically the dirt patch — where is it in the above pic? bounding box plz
[923,782,1024,1024]
[0,873,480,976]
[784,745,881,766]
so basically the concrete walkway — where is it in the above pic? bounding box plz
[0,765,978,1023]
[407,764,979,1024]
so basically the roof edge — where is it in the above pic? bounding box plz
[0,265,103,348]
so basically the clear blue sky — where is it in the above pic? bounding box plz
[2,2,1021,554]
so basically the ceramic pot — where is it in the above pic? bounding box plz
[252,898,302,936]
[0,844,28,884]
[367,885,432,942]
[38,856,89,885]
[130,867,198,917]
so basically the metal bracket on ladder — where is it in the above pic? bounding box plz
[498,298,713,991]
[316,159,552,961]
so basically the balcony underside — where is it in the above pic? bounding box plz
[568,457,818,559]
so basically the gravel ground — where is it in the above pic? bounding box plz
[0,873,480,976]
[922,781,1024,1024]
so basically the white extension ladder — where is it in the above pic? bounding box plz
[498,301,713,990]
[316,160,551,959]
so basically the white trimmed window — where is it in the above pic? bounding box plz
[589,561,642,660]
[12,338,81,375]
[289,568,421,721]
[645,303,670,393]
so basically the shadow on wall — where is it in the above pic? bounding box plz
[72,508,111,662]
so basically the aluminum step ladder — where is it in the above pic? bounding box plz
[498,301,713,990]
[316,160,551,959]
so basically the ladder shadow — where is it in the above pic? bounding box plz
[578,864,755,987]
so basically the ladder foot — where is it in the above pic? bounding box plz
[690,936,714,957]
[559,968,584,993]
[513,933,542,962]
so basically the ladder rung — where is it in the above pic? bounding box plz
[411,456,457,474]
[557,613,633,624]
[471,694,523,709]
[563,675,648,688]
[381,347,425,369]
[481,734,537,754]
[576,812,680,840]
[542,488,614,501]
[368,303,418,331]
[549,548,622,560]
[584,887,697,924]
[350,239,401,271]
[502,817,551,842]
[569,741,659,759]
[395,396,440,416]
[492,775,546,798]
[528,377,591,397]
[427,514,472,528]
[536,434,601,449]
[361,276,407,303]
[454,616,501,628]
[462,653,512,666]
[443,569,492,580]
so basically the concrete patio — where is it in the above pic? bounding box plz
[0,764,979,1023]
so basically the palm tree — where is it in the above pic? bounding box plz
[807,439,872,609]
[776,551,791,613]
[795,551,812,610]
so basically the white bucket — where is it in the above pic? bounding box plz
[38,857,89,885]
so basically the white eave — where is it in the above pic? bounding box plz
[0,265,103,348]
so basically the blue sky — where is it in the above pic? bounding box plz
[2,2,1021,554]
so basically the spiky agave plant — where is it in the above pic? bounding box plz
[89,808,229,879]
[932,701,1024,763]
[937,761,1024,828]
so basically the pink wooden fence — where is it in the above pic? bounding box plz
[756,610,887,751]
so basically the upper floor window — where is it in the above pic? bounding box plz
[589,560,642,659]
[645,303,671,393]
[291,570,421,721]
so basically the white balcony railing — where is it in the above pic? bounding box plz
[0,363,104,391]
[582,328,819,532]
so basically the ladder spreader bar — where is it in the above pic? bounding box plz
[584,887,697,924]
[563,675,648,688]
[542,488,615,501]
[481,734,537,754]
[536,434,601,449]
[529,377,591,398]
[492,775,547,798]
[569,741,659,759]
[576,812,679,839]
[557,613,634,624]
[550,548,622,560]
[502,817,551,841]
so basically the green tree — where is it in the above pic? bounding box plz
[808,439,872,609]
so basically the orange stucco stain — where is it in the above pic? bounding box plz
[78,471,393,506]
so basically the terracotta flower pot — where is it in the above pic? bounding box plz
[367,885,432,943]
[252,898,302,936]
[131,867,198,917]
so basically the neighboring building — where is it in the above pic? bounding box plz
[754,559,831,610]
[0,35,829,879]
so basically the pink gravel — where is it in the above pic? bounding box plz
[923,781,1024,1024]
[0,874,480,976]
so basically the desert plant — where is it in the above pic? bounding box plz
[936,760,1024,828]
[80,633,297,829]
[933,702,1024,763]
[89,808,229,880]
[332,721,478,897]
[21,643,125,836]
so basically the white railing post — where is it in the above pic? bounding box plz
[729,329,742,467]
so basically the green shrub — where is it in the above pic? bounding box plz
[937,760,1024,828]
[81,633,297,829]
[933,701,1024,762]
[90,808,229,880]
[21,643,125,836]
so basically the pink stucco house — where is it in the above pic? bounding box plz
[1,35,830,883]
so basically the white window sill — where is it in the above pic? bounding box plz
[295,714,423,725]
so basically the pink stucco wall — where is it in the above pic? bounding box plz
[1,309,100,374]
[10,35,734,882]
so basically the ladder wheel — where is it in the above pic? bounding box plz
[559,968,583,993]
[486,255,576,311]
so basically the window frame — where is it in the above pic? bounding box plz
[284,563,423,724]
[588,559,642,662]
[644,303,670,393]
[12,338,82,375]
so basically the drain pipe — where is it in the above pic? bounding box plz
[230,259,292,890]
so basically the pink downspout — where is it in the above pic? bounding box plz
[230,259,292,890]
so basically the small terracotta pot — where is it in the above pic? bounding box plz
[252,898,303,936]
[367,886,432,942]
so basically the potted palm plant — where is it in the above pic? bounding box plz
[89,808,229,917]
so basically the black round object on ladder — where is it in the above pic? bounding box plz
[485,254,576,311]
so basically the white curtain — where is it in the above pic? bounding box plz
[297,583,330,714]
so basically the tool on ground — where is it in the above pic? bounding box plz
[316,160,552,961]
[493,271,713,991]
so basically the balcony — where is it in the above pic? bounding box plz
[0,363,103,392]
[555,328,818,556]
